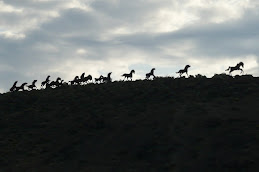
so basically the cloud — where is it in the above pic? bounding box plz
[0,0,259,92]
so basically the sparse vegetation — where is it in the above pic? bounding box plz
[0,76,258,171]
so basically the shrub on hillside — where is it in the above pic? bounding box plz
[195,74,207,79]
[212,73,233,79]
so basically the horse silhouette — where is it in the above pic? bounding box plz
[146,68,155,79]
[41,75,50,88]
[176,65,191,77]
[10,81,18,92]
[95,75,103,83]
[82,75,92,84]
[80,73,85,80]
[47,77,61,88]
[76,73,85,85]
[60,80,69,86]
[15,82,27,91]
[102,72,112,83]
[28,80,37,90]
[122,70,135,81]
[225,62,244,75]
[70,76,80,85]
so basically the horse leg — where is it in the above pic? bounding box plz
[229,69,232,75]
[146,74,150,80]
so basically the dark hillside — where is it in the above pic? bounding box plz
[0,75,259,172]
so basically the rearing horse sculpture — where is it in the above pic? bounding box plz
[146,68,155,80]
[225,62,244,74]
[102,72,112,83]
[10,81,18,92]
[41,75,50,88]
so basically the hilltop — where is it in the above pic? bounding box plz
[0,75,258,172]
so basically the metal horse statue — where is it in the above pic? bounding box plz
[225,62,244,75]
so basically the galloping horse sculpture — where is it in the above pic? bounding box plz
[225,62,244,75]
[15,82,27,92]
[28,80,37,90]
[82,75,92,84]
[70,76,79,85]
[47,77,61,88]
[176,65,191,77]
[95,75,103,83]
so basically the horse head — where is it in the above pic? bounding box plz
[185,65,191,69]
[87,75,92,80]
[239,62,244,68]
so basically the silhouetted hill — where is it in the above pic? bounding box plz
[0,75,258,172]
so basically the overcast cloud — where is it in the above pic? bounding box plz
[0,0,259,92]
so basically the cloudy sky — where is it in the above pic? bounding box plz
[1,0,259,92]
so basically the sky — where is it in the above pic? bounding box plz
[0,0,259,93]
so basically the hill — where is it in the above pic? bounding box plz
[0,75,258,172]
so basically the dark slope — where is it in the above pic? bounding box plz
[0,75,258,172]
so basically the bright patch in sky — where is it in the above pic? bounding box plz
[0,1,23,13]
[76,48,87,55]
[0,31,25,39]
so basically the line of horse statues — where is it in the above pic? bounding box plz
[9,62,244,92]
